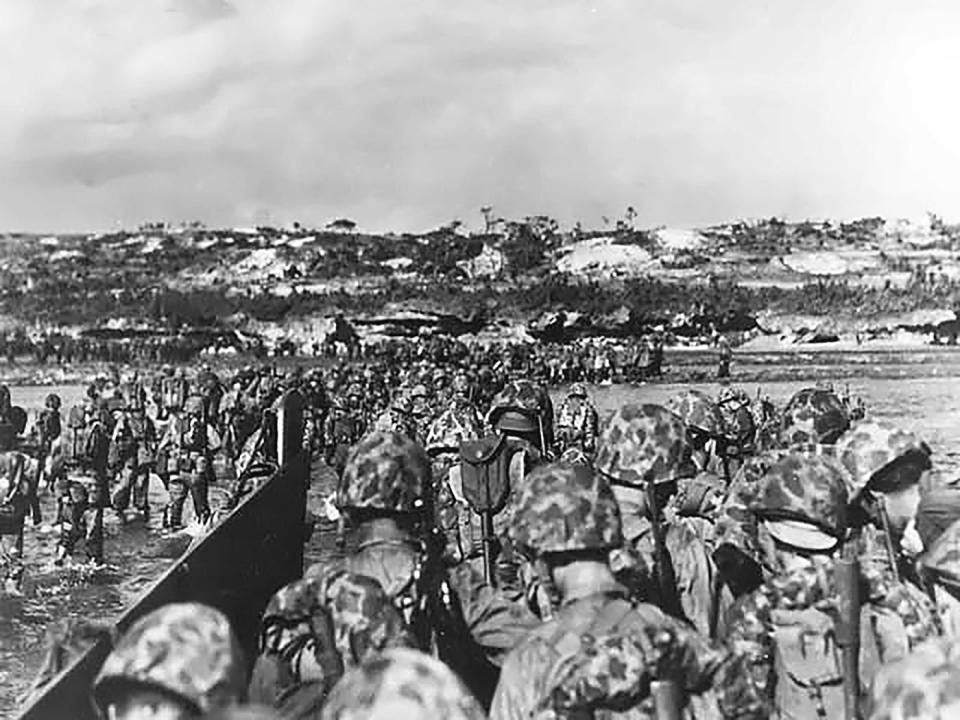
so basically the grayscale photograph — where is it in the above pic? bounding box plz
[0,1,957,719]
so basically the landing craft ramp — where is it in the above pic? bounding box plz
[16,391,309,720]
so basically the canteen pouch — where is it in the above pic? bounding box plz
[459,434,511,515]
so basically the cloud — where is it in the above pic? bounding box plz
[2,0,960,232]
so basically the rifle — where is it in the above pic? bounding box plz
[650,680,682,720]
[646,479,686,622]
[834,551,861,720]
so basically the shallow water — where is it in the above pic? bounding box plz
[4,357,960,716]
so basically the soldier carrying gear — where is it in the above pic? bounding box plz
[780,387,851,448]
[92,602,246,720]
[491,461,761,720]
[555,382,599,457]
[38,393,63,493]
[161,367,190,419]
[306,430,539,710]
[322,648,486,720]
[323,390,367,476]
[667,389,731,481]
[158,394,220,530]
[720,451,869,720]
[835,421,940,661]
[110,388,157,523]
[249,574,411,715]
[424,408,484,568]
[596,403,711,626]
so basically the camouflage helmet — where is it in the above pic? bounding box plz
[321,647,485,720]
[568,382,588,398]
[666,389,726,438]
[595,404,695,487]
[509,462,623,555]
[425,408,482,455]
[326,572,411,669]
[45,393,61,410]
[835,420,932,497]
[338,431,432,515]
[865,636,960,720]
[559,447,591,465]
[184,394,206,416]
[451,372,470,395]
[754,452,851,548]
[389,394,412,415]
[488,379,551,429]
[409,384,430,400]
[262,578,322,626]
[92,603,245,715]
[780,388,850,446]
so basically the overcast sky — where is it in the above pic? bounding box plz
[2,0,960,233]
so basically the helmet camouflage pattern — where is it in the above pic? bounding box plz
[93,603,245,715]
[326,571,411,668]
[451,372,471,395]
[488,379,551,423]
[780,388,850,446]
[865,636,960,720]
[568,382,588,398]
[425,408,482,455]
[754,452,851,541]
[338,431,431,515]
[262,578,322,625]
[667,389,726,437]
[389,394,412,415]
[595,404,694,487]
[835,420,932,497]
[509,462,623,555]
[321,648,485,720]
[45,393,61,410]
[559,447,591,465]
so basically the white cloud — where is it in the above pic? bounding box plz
[2,0,960,232]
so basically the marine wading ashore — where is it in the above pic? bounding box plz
[4,214,960,720]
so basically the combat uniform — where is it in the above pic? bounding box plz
[158,397,220,528]
[554,383,599,457]
[110,393,157,520]
[491,461,761,720]
[305,430,539,710]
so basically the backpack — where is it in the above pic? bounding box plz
[771,607,846,720]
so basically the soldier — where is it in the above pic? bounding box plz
[835,420,940,659]
[667,388,731,481]
[249,573,410,715]
[92,603,246,719]
[721,451,865,719]
[0,447,35,595]
[305,431,539,709]
[424,407,484,567]
[490,461,759,720]
[717,335,732,380]
[596,403,728,637]
[322,648,486,720]
[449,371,483,430]
[37,393,62,493]
[110,384,157,523]
[323,389,367,476]
[372,394,417,439]
[554,382,599,457]
[158,395,220,530]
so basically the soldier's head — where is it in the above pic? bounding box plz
[320,648,485,720]
[509,462,622,599]
[92,603,245,720]
[595,403,695,506]
[0,384,10,412]
[666,389,728,468]
[45,393,61,411]
[779,388,850,448]
[566,382,588,401]
[337,431,432,530]
[836,419,931,537]
[754,452,851,568]
[424,409,482,458]
[487,379,552,453]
